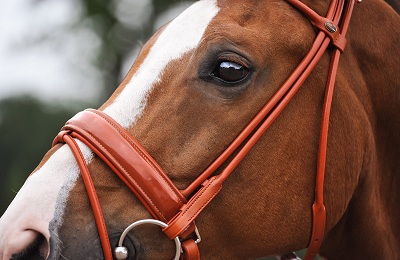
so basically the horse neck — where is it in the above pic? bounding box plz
[350,0,400,213]
[321,1,400,258]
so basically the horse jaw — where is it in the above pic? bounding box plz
[0,142,93,259]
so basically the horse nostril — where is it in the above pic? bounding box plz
[110,232,136,260]
[10,231,49,260]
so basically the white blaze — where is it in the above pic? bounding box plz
[104,0,220,127]
[0,142,93,258]
[0,0,219,258]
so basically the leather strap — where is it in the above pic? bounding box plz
[181,239,200,260]
[169,0,357,258]
[164,176,222,239]
[53,110,199,259]
[286,0,347,52]
[287,0,358,259]
[54,132,113,260]
[56,109,187,222]
[173,0,344,247]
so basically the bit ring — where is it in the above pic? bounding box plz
[114,219,181,260]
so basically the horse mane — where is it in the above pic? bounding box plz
[385,0,400,13]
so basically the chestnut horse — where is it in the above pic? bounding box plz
[1,0,399,259]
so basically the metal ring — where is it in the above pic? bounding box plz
[115,219,182,260]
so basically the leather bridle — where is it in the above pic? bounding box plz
[52,0,359,259]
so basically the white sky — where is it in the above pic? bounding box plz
[0,0,103,102]
[0,0,193,104]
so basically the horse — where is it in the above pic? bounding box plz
[0,0,399,259]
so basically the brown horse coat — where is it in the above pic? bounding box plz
[0,0,399,259]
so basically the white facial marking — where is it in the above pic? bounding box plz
[104,0,220,127]
[0,141,92,258]
[0,0,219,258]
[9,143,92,224]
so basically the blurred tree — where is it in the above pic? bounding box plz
[0,96,81,214]
[77,0,193,99]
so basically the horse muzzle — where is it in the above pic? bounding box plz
[0,218,50,260]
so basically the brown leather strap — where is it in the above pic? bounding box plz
[53,132,113,260]
[181,239,200,260]
[168,35,332,251]
[173,1,340,246]
[182,0,343,199]
[286,0,347,52]
[164,176,222,239]
[55,110,200,259]
[59,109,187,222]
[286,0,358,258]
[172,1,357,258]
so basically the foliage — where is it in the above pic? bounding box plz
[78,0,192,98]
[0,96,81,214]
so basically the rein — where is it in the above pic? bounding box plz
[53,0,358,259]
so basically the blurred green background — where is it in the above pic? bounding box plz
[0,0,195,215]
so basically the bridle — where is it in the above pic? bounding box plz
[52,0,359,259]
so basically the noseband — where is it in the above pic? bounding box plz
[53,0,358,259]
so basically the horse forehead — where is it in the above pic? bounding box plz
[102,0,220,127]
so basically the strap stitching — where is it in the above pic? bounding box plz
[67,125,167,221]
[90,110,186,205]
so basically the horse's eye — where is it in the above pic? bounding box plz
[211,61,249,83]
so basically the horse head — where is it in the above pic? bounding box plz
[1,0,399,259]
